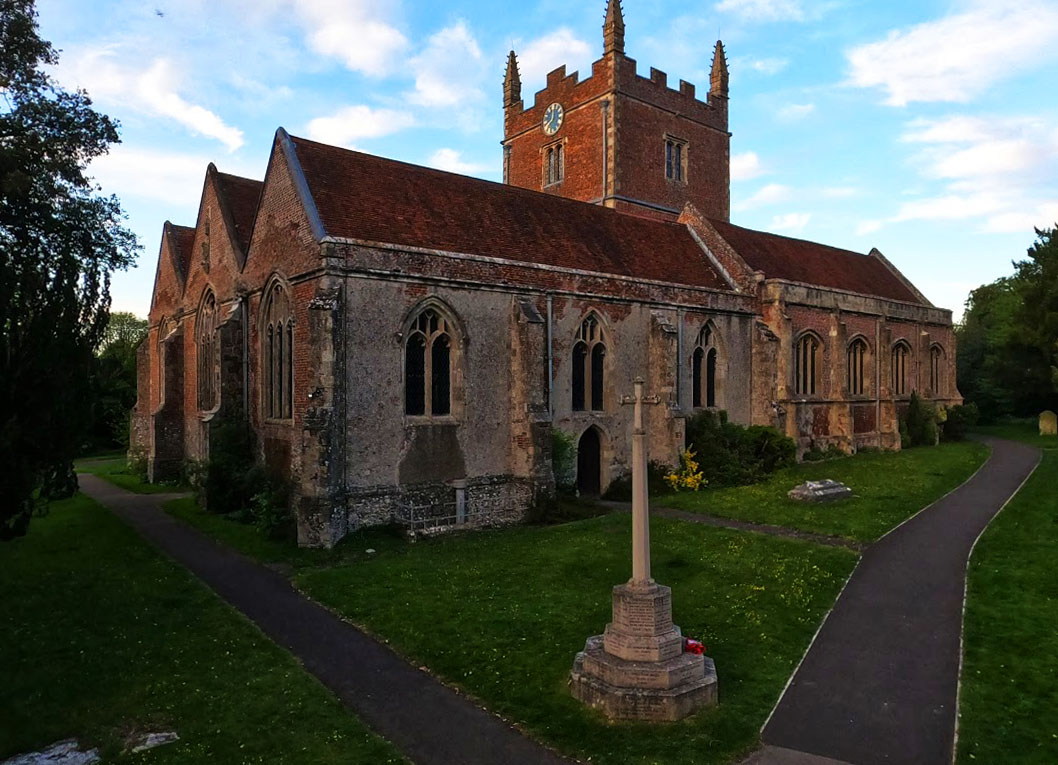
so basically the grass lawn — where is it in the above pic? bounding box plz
[75,453,186,494]
[974,419,1058,450]
[957,454,1056,763]
[294,513,858,764]
[658,441,989,542]
[0,494,403,764]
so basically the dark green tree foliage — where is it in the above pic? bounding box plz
[684,410,795,487]
[89,312,147,449]
[957,227,1058,420]
[903,392,938,447]
[1,1,137,539]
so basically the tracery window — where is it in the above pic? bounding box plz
[197,291,219,411]
[545,143,564,186]
[891,342,911,396]
[847,338,868,396]
[691,324,719,408]
[795,333,820,396]
[405,307,453,417]
[929,346,943,395]
[572,314,605,412]
[263,282,294,420]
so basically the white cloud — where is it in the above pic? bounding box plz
[731,151,765,181]
[426,148,493,175]
[408,21,485,108]
[846,0,1058,106]
[734,183,791,211]
[90,147,213,206]
[517,28,593,92]
[777,102,815,121]
[893,114,1058,233]
[772,212,811,233]
[751,57,789,75]
[856,220,883,236]
[58,49,244,151]
[715,0,804,22]
[292,0,407,77]
[305,105,415,148]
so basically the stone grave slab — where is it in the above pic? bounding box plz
[788,479,852,502]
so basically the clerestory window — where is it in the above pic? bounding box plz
[572,314,605,412]
[405,307,455,417]
[892,342,911,396]
[263,281,294,420]
[197,290,219,411]
[795,333,820,396]
[692,324,719,408]
[847,338,868,396]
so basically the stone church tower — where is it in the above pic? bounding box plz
[502,0,731,222]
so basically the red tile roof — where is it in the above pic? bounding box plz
[287,135,729,290]
[168,224,196,283]
[708,219,922,304]
[214,171,262,253]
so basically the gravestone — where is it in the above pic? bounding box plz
[788,479,853,502]
[569,378,718,721]
[1040,410,1057,437]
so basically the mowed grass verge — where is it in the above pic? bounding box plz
[957,444,1056,763]
[75,454,185,495]
[659,441,988,542]
[0,494,403,764]
[295,514,858,764]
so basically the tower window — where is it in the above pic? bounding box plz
[665,138,687,182]
[545,143,564,186]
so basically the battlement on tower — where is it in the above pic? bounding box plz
[614,55,727,131]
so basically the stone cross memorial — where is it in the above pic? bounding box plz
[570,377,718,721]
[1040,410,1057,437]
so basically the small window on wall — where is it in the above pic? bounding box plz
[263,281,294,420]
[572,313,606,412]
[847,338,868,396]
[691,324,719,408]
[892,342,911,396]
[665,137,687,182]
[795,333,820,396]
[929,346,943,394]
[545,143,564,186]
[198,290,219,411]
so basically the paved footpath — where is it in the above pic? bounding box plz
[760,437,1041,765]
[78,474,569,765]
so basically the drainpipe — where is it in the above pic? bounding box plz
[547,294,554,418]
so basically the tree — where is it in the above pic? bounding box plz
[88,312,147,449]
[1,0,138,540]
[956,226,1058,420]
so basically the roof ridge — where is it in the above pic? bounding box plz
[711,217,869,257]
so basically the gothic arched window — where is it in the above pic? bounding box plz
[692,324,719,408]
[930,345,943,395]
[263,281,293,420]
[795,333,820,396]
[847,338,868,396]
[572,314,605,412]
[892,342,911,396]
[197,290,219,411]
[405,306,456,417]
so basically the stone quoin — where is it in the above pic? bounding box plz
[131,0,961,547]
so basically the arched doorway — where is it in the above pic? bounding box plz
[577,427,601,496]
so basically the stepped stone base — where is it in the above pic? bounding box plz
[571,636,718,721]
[569,581,719,721]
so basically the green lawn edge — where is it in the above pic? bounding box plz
[658,441,989,542]
[1,494,403,764]
[75,454,188,494]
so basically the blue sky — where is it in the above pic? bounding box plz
[37,0,1058,320]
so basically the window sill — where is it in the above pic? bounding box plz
[404,415,461,426]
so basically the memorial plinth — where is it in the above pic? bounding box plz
[569,378,718,722]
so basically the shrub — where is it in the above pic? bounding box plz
[942,402,980,441]
[664,449,706,492]
[248,470,293,540]
[126,446,149,481]
[903,392,939,447]
[551,429,577,494]
[684,410,796,487]
[802,443,846,462]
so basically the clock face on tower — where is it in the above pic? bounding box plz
[542,102,564,136]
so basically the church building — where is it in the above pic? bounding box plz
[132,1,960,547]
